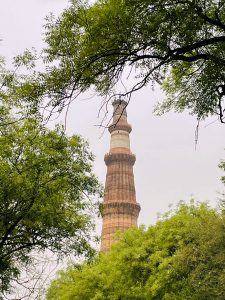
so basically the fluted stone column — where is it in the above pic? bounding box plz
[100,100,140,252]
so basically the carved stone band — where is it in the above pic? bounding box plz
[108,123,132,133]
[102,201,141,217]
[104,152,136,165]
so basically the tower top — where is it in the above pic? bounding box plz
[109,100,132,134]
[112,99,128,105]
[112,99,128,116]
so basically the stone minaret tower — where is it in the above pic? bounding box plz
[100,100,140,252]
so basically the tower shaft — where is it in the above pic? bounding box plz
[100,100,140,252]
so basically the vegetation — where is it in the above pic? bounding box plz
[0,111,101,295]
[7,0,225,122]
[46,202,225,300]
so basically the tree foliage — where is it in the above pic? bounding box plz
[46,202,225,300]
[8,0,225,121]
[0,113,101,295]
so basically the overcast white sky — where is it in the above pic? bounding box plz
[0,0,225,232]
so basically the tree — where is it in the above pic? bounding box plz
[0,114,101,296]
[46,202,225,300]
[8,0,225,122]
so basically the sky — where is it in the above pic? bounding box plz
[0,0,225,231]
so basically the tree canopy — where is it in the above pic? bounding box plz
[46,202,225,300]
[0,113,101,295]
[8,0,225,122]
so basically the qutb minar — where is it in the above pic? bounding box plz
[100,100,141,252]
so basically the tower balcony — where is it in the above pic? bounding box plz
[104,152,136,166]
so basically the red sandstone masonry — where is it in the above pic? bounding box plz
[100,100,140,252]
